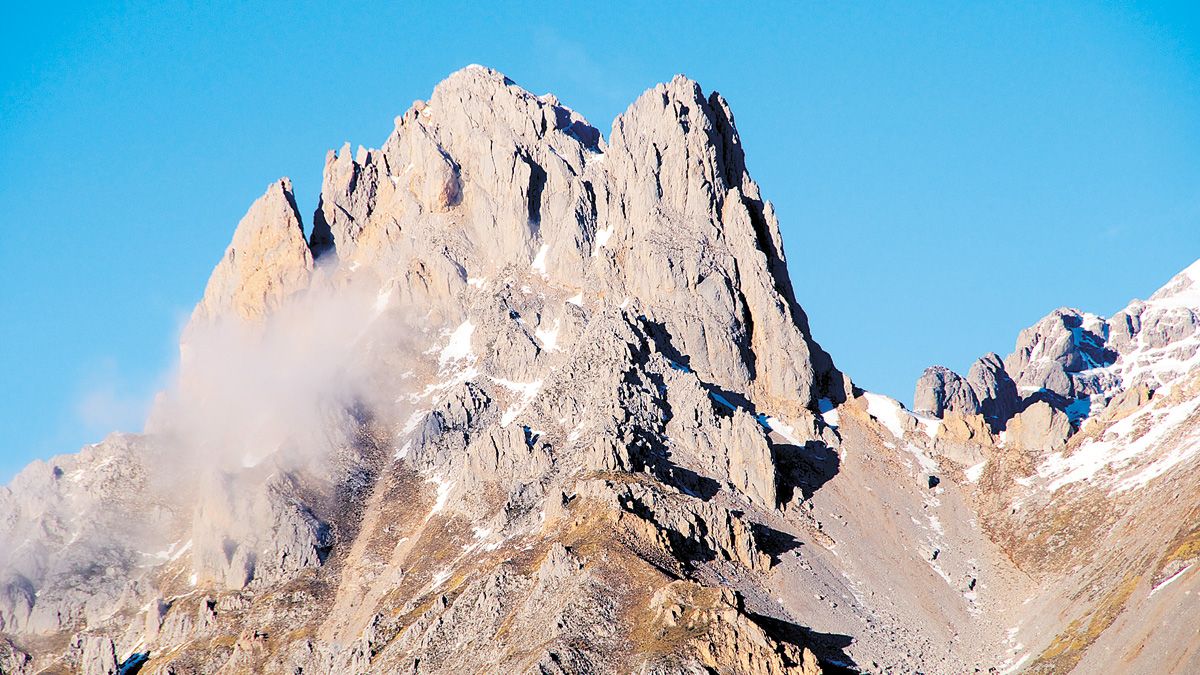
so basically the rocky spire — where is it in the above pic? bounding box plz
[192,178,313,324]
[913,365,979,417]
[304,66,843,416]
[9,66,1200,675]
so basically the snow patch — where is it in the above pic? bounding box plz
[426,474,454,519]
[532,244,550,275]
[1036,394,1200,492]
[864,392,906,439]
[402,409,428,434]
[1148,564,1194,598]
[374,285,393,316]
[535,319,561,351]
[438,321,475,368]
[593,227,613,255]
[916,414,940,439]
[817,398,841,428]
[759,415,802,445]
[1000,652,1031,675]
[965,461,987,483]
[430,567,451,588]
[491,377,544,427]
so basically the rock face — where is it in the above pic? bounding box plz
[915,353,1020,433]
[915,260,1200,441]
[191,178,313,324]
[0,67,851,674]
[1005,401,1071,455]
[303,68,843,415]
[966,352,1020,427]
[914,366,980,417]
[5,66,1200,675]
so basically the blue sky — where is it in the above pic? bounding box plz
[1,1,1198,481]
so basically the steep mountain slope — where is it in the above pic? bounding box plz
[914,259,1200,673]
[0,66,1195,675]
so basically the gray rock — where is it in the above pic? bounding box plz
[10,65,1199,675]
[75,634,117,675]
[914,366,980,417]
[1007,401,1071,455]
[966,352,1020,427]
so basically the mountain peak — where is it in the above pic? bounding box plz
[31,67,1200,675]
[301,67,845,415]
[193,177,312,324]
[1147,257,1200,308]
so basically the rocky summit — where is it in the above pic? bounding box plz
[1,66,1198,675]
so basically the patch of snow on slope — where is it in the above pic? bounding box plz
[374,285,393,316]
[593,227,613,255]
[1148,564,1194,598]
[1147,258,1200,309]
[535,319,560,351]
[430,567,451,588]
[411,366,480,402]
[170,539,192,562]
[1000,652,1032,675]
[864,392,907,439]
[1116,397,1200,491]
[467,277,486,288]
[402,409,428,434]
[759,415,801,445]
[532,244,550,275]
[915,413,940,439]
[908,443,938,473]
[566,292,583,306]
[1038,394,1200,491]
[965,460,987,483]
[438,320,475,368]
[491,377,544,427]
[426,474,454,519]
[818,398,840,428]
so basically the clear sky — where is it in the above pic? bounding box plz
[2,1,1198,481]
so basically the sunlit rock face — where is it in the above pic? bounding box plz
[4,66,1200,675]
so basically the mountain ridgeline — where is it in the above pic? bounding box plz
[1,66,1199,675]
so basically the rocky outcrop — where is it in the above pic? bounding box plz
[966,352,1020,427]
[191,178,313,325]
[649,581,822,674]
[191,472,333,591]
[0,638,31,675]
[1004,308,1116,401]
[914,366,980,417]
[934,412,993,466]
[75,634,118,675]
[1006,400,1071,456]
[915,261,1200,452]
[304,67,843,420]
[10,65,1200,675]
